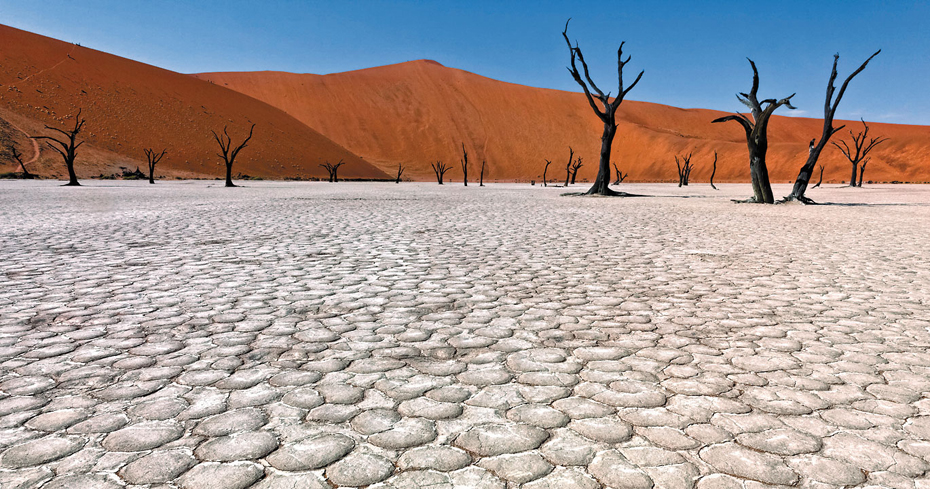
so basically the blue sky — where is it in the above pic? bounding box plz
[2,0,928,124]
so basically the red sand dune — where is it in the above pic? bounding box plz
[0,25,388,180]
[197,61,930,184]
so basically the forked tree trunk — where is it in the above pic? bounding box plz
[562,19,642,196]
[858,162,867,187]
[786,50,880,203]
[35,109,85,186]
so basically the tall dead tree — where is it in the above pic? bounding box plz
[460,143,468,186]
[431,161,451,184]
[395,163,405,184]
[143,148,167,184]
[542,159,552,187]
[35,109,85,186]
[832,118,887,187]
[570,156,583,184]
[320,160,345,182]
[812,164,825,188]
[675,152,694,187]
[858,161,868,187]
[7,143,33,178]
[712,60,796,203]
[709,151,718,190]
[785,50,881,202]
[479,160,486,186]
[212,123,255,187]
[563,19,643,196]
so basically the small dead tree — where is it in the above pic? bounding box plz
[785,50,881,202]
[709,151,718,190]
[143,148,167,184]
[564,146,574,187]
[431,161,451,184]
[563,19,643,196]
[612,163,627,185]
[35,109,85,186]
[570,156,583,184]
[542,159,552,187]
[675,152,694,187]
[320,160,345,182]
[479,160,486,186]
[395,163,405,184]
[460,143,468,186]
[832,118,887,187]
[858,161,868,187]
[811,164,825,188]
[212,123,255,187]
[713,60,795,203]
[7,143,33,178]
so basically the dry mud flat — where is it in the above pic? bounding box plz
[0,180,929,489]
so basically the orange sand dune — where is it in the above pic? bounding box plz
[0,25,388,180]
[197,61,930,184]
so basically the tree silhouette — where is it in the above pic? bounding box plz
[7,143,33,178]
[562,19,643,196]
[395,163,405,184]
[542,159,552,187]
[212,123,255,187]
[832,118,887,187]
[675,152,694,187]
[712,60,796,203]
[431,161,451,184]
[320,160,345,182]
[143,148,167,184]
[785,50,880,202]
[35,109,85,186]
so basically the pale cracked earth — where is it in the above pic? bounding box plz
[1,180,929,489]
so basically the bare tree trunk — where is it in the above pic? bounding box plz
[212,123,255,188]
[858,161,867,187]
[395,163,405,183]
[570,156,583,184]
[8,144,33,178]
[431,161,450,184]
[543,159,551,187]
[849,162,858,187]
[713,60,794,203]
[144,148,167,184]
[35,109,86,186]
[479,160,486,186]
[460,143,468,186]
[564,147,573,187]
[710,151,718,190]
[562,19,643,197]
[786,50,880,203]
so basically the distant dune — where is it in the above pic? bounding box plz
[0,25,388,180]
[197,61,930,184]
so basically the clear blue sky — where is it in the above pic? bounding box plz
[2,0,927,124]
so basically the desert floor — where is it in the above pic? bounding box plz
[1,180,929,489]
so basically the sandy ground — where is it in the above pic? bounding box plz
[0,181,929,489]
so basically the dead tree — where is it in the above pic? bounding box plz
[563,19,643,196]
[431,161,451,184]
[712,60,796,203]
[143,148,167,184]
[479,160,486,186]
[812,164,825,188]
[709,151,718,190]
[570,156,583,184]
[212,123,255,187]
[564,146,574,187]
[395,163,405,184]
[785,50,881,203]
[7,143,33,178]
[320,160,345,182]
[858,161,868,187]
[35,109,85,186]
[612,163,627,185]
[542,159,552,187]
[675,152,694,187]
[832,118,887,187]
[460,143,468,186]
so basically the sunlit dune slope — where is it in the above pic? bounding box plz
[0,24,388,180]
[197,60,930,184]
